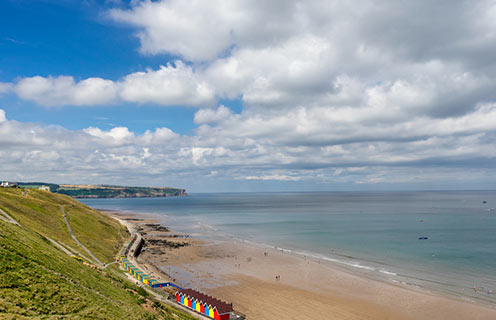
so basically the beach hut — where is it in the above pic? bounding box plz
[148,279,157,287]
[214,308,221,320]
[203,304,209,316]
[141,275,150,285]
[175,288,233,320]
[132,268,139,278]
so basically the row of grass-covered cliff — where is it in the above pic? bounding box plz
[16,182,186,199]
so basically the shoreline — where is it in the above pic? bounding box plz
[102,209,496,320]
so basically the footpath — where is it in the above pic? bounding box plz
[61,205,103,266]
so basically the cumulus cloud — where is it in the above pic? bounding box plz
[84,126,135,146]
[0,109,6,122]
[11,62,214,107]
[9,1,496,112]
[0,106,495,190]
[120,61,215,106]
[244,174,302,181]
[109,0,305,61]
[14,76,118,106]
[194,105,234,124]
[109,1,496,67]
[104,0,496,113]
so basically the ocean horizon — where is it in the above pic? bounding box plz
[81,191,496,304]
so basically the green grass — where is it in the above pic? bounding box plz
[0,188,127,263]
[0,189,195,320]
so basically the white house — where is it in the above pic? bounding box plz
[1,181,18,188]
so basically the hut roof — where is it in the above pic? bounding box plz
[178,288,233,314]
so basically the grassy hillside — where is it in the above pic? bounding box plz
[0,188,125,263]
[0,188,195,320]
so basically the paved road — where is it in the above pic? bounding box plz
[61,205,103,266]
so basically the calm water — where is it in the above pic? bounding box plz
[81,191,496,303]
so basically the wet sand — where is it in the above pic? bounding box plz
[105,210,496,320]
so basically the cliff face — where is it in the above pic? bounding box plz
[70,188,187,199]
[17,182,187,199]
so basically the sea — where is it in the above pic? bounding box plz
[81,191,496,304]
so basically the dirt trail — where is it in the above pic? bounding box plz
[48,238,74,256]
[0,208,20,225]
[61,205,103,266]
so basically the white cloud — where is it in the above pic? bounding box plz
[109,0,306,61]
[83,126,136,147]
[0,107,495,190]
[9,1,496,112]
[15,76,118,106]
[194,105,234,124]
[11,62,214,107]
[141,127,179,144]
[244,174,302,181]
[120,61,214,106]
[0,109,6,122]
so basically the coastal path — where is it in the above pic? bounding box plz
[0,208,20,226]
[48,238,75,256]
[61,205,103,266]
[101,261,119,269]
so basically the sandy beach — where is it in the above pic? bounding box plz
[106,210,496,320]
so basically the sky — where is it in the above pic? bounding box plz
[1,0,496,192]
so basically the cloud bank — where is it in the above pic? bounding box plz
[12,62,214,107]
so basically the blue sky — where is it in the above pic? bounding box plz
[0,0,199,134]
[1,0,496,192]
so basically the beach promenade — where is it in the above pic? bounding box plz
[114,216,214,320]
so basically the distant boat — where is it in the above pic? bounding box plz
[418,237,429,240]
[482,200,487,203]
